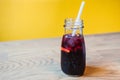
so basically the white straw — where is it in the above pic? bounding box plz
[72,1,85,36]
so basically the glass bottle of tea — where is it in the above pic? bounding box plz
[61,18,86,76]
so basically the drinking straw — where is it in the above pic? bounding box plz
[72,1,85,36]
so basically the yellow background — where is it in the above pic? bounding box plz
[0,0,120,41]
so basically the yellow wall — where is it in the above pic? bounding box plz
[0,0,120,41]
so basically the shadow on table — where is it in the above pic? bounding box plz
[84,66,108,76]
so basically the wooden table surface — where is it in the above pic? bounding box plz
[0,33,120,80]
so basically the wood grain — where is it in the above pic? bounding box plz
[0,33,120,80]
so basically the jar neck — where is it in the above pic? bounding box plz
[64,18,84,35]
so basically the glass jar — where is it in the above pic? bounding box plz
[61,18,86,76]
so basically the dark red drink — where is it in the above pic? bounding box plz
[61,33,86,76]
